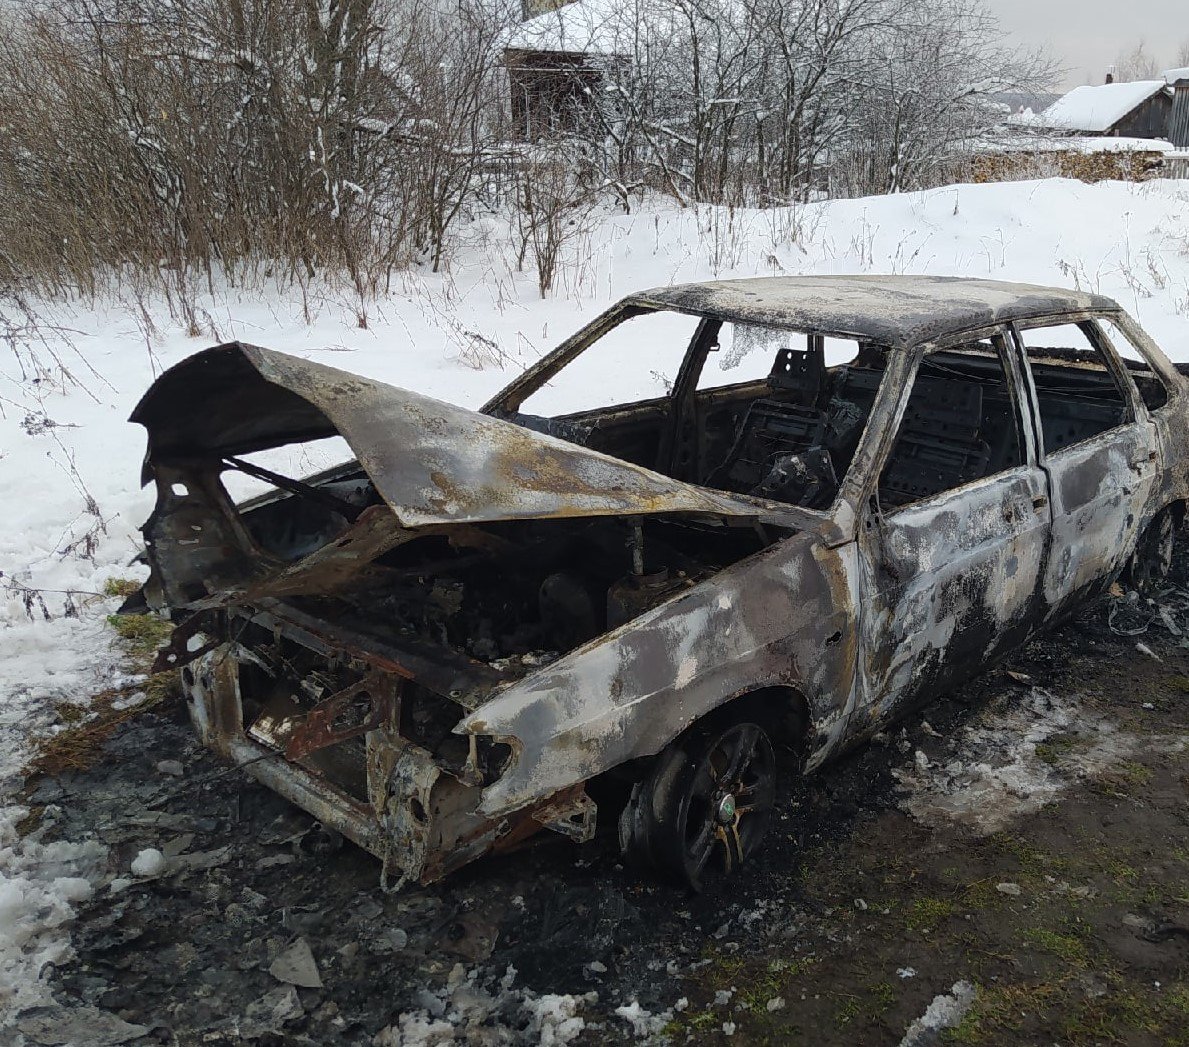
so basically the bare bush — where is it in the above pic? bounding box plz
[513,145,598,296]
[0,0,516,302]
[0,0,1055,304]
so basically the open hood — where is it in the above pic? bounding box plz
[133,342,808,528]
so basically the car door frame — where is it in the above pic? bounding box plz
[1008,313,1160,622]
[849,324,1051,735]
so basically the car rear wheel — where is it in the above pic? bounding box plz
[1124,509,1176,593]
[620,710,776,891]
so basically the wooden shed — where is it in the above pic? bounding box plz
[1038,80,1173,140]
[502,0,628,140]
[1166,69,1189,148]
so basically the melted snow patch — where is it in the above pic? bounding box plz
[898,980,976,1047]
[0,613,132,794]
[372,964,597,1046]
[893,688,1187,834]
[0,805,110,1031]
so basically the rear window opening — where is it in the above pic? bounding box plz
[1017,321,1134,455]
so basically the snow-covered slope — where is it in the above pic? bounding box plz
[3,175,1189,1026]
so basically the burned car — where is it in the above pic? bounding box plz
[128,275,1189,890]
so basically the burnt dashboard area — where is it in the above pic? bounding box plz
[239,492,770,670]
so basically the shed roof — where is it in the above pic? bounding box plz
[627,275,1117,350]
[1040,81,1169,133]
[503,0,631,56]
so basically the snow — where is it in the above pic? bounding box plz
[503,0,632,56]
[981,134,1177,155]
[1039,81,1169,134]
[130,847,166,878]
[1164,67,1189,85]
[5,176,1189,1033]
[614,998,671,1037]
[892,686,1189,833]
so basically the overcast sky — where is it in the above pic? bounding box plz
[987,0,1188,88]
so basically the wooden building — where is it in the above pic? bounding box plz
[502,0,627,140]
[1166,69,1189,148]
[1038,80,1173,140]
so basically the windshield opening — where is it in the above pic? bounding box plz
[493,308,893,515]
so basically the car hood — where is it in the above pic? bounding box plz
[131,342,816,529]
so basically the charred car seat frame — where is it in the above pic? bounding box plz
[127,276,1189,890]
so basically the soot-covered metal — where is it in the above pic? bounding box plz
[127,276,1189,890]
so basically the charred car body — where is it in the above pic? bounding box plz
[128,276,1189,889]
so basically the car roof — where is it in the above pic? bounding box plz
[627,275,1118,350]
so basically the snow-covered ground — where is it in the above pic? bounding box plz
[4,176,1189,1034]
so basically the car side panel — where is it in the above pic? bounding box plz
[855,466,1049,732]
[460,532,860,816]
[1039,423,1158,614]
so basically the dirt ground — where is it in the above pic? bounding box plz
[12,559,1189,1045]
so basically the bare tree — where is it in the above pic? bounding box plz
[555,0,1053,205]
[839,0,1055,196]
[0,0,1061,305]
[1114,40,1162,82]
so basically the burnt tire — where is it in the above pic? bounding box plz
[1124,509,1176,593]
[619,708,776,891]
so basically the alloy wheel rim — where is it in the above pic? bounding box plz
[681,723,775,890]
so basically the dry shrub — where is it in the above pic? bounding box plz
[514,144,598,297]
[0,0,514,306]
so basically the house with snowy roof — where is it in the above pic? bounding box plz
[1039,80,1171,139]
[1036,75,1186,144]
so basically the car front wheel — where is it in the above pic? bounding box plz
[620,709,776,891]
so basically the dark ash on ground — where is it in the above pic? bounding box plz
[16,563,1189,1045]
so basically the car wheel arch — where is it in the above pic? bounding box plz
[630,684,813,778]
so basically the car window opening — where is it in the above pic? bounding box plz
[503,315,889,513]
[877,342,1024,510]
[1017,321,1134,455]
